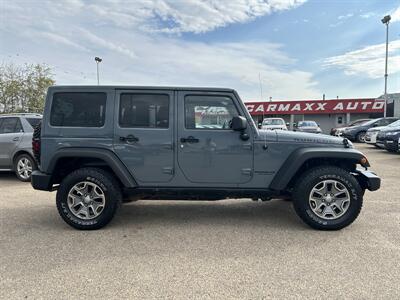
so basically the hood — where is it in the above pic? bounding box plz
[261,124,286,129]
[266,130,348,146]
[381,126,400,133]
[367,126,386,132]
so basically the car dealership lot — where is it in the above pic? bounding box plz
[0,143,399,299]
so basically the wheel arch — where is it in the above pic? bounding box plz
[47,148,137,188]
[269,147,368,191]
[12,150,35,168]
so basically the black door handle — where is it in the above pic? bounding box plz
[120,135,139,143]
[180,136,199,143]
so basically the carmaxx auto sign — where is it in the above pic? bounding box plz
[245,99,385,115]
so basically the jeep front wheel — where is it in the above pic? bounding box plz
[292,166,363,230]
[56,168,121,230]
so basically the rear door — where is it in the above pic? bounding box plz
[0,117,23,168]
[113,90,174,184]
[177,91,253,184]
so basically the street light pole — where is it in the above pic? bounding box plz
[95,57,102,85]
[381,15,391,117]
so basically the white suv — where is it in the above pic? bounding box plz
[261,118,288,130]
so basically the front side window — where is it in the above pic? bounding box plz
[0,117,22,134]
[50,92,107,127]
[119,94,169,128]
[185,95,239,130]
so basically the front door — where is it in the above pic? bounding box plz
[113,90,174,184]
[177,91,253,184]
[0,117,23,168]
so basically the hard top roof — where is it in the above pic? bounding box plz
[49,85,235,93]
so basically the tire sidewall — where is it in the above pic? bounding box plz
[293,168,363,230]
[56,169,119,229]
[356,131,366,143]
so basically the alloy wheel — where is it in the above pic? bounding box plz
[309,180,351,220]
[67,181,106,220]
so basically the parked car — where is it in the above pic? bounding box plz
[365,119,400,147]
[376,127,400,152]
[294,120,322,134]
[0,113,42,181]
[330,119,371,136]
[261,118,288,131]
[32,85,380,231]
[342,117,399,143]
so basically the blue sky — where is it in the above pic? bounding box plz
[0,0,399,101]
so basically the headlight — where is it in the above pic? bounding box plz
[386,132,397,136]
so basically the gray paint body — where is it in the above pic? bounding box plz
[39,86,367,191]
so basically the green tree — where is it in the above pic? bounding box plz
[0,63,55,114]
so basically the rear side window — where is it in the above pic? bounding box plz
[26,118,41,129]
[50,92,107,127]
[0,117,23,134]
[119,94,169,128]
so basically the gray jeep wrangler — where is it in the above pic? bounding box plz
[31,86,380,230]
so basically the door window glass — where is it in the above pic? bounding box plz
[50,92,106,127]
[119,94,169,128]
[185,95,239,129]
[0,118,22,134]
[26,118,42,129]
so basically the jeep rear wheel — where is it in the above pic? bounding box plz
[292,166,363,230]
[56,168,121,230]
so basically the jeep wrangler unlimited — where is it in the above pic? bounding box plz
[31,86,380,230]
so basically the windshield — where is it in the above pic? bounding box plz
[388,120,400,127]
[360,119,378,126]
[298,121,317,127]
[263,119,284,125]
[349,119,369,127]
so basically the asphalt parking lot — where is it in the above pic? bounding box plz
[0,143,399,299]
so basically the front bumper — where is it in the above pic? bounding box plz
[365,132,378,144]
[353,169,381,191]
[31,170,53,191]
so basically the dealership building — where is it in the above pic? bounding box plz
[245,93,400,133]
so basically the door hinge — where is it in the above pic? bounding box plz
[241,168,252,176]
[242,143,252,150]
[162,167,174,174]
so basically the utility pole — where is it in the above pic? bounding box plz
[381,15,391,117]
[95,57,102,85]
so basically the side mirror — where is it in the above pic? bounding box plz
[231,116,247,131]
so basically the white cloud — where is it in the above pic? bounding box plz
[360,12,375,19]
[0,0,318,100]
[323,40,400,79]
[338,13,353,20]
[79,0,308,34]
[391,5,400,22]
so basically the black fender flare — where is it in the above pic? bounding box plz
[269,147,368,191]
[47,148,137,187]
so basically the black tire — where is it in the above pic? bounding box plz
[356,131,366,143]
[292,166,363,230]
[56,168,122,230]
[14,154,37,182]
